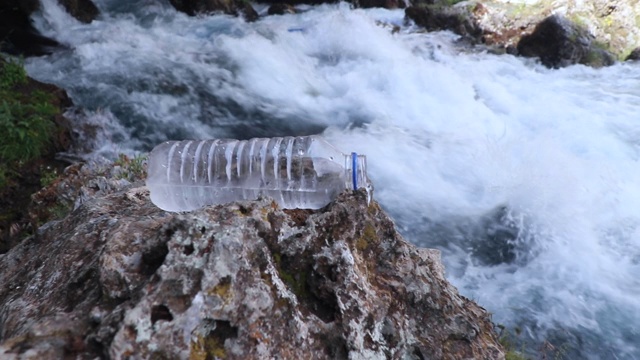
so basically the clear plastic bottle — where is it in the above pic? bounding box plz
[146,135,371,212]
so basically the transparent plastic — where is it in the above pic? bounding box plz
[146,135,371,212]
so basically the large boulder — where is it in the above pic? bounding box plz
[0,165,505,359]
[517,15,615,68]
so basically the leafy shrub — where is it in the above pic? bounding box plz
[0,57,57,187]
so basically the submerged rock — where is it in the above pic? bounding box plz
[0,168,504,359]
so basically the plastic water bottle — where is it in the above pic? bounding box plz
[146,135,371,212]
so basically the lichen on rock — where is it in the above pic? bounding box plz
[0,164,505,359]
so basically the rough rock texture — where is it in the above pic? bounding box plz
[0,164,505,359]
[517,15,615,68]
[169,0,259,22]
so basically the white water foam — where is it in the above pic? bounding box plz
[25,3,640,358]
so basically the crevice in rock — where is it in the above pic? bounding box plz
[150,304,174,324]
[274,251,338,324]
[210,320,238,341]
[183,243,194,255]
[140,241,169,276]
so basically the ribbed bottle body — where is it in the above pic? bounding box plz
[146,135,366,211]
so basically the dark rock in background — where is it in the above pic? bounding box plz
[405,3,483,43]
[0,0,98,56]
[625,47,640,61]
[168,0,259,22]
[0,165,505,359]
[517,15,615,68]
[358,0,406,10]
[58,0,100,23]
[0,1,61,56]
[268,3,297,15]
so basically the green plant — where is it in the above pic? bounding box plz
[497,325,529,360]
[40,166,59,188]
[0,58,28,89]
[114,153,148,181]
[442,0,466,5]
[0,99,55,162]
[48,201,72,221]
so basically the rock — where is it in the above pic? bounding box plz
[405,3,483,43]
[517,15,615,68]
[0,0,99,56]
[267,3,297,15]
[357,0,406,9]
[261,0,403,10]
[168,0,259,22]
[625,47,640,61]
[255,0,335,6]
[58,0,100,23]
[0,1,62,56]
[0,166,505,359]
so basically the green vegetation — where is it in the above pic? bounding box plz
[273,252,309,299]
[497,324,567,360]
[448,0,466,4]
[497,325,529,360]
[39,165,59,188]
[113,153,148,181]
[0,56,57,188]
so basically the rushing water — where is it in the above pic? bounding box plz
[25,0,640,358]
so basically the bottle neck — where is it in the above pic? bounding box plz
[344,152,371,190]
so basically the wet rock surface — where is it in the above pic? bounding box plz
[0,167,504,359]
